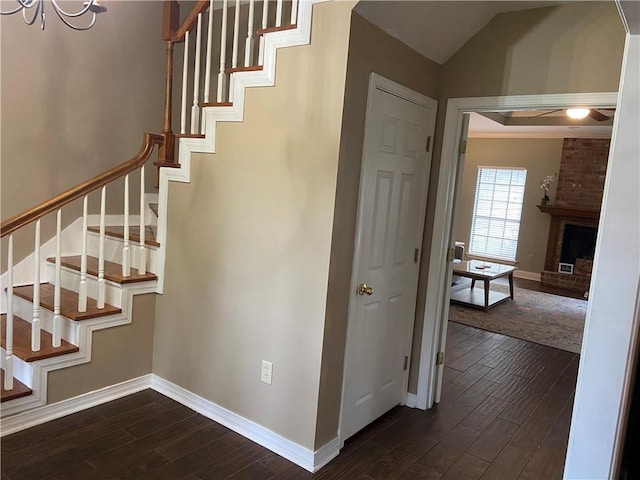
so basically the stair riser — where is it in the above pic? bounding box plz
[86,231,158,274]
[44,264,123,308]
[1,351,33,388]
[12,296,80,346]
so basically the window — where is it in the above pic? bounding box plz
[469,167,527,261]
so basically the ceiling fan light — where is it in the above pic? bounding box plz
[567,108,590,119]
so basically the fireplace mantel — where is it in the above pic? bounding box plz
[537,205,600,221]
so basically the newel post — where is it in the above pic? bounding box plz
[157,0,180,167]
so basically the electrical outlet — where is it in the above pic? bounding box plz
[261,360,273,385]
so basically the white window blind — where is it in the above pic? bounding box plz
[469,167,527,261]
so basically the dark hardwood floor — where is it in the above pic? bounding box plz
[1,322,578,480]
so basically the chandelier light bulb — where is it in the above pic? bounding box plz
[566,108,590,120]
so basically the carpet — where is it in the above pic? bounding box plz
[448,283,587,353]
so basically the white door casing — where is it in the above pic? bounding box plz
[340,74,437,442]
[417,92,619,413]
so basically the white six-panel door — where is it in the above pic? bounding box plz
[340,74,437,442]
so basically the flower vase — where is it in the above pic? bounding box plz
[541,197,548,206]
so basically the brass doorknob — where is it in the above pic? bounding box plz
[358,283,374,296]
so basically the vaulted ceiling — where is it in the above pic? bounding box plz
[354,1,574,65]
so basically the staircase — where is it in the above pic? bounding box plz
[1,0,321,431]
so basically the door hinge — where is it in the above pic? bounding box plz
[459,139,467,155]
[436,352,444,366]
[414,248,420,263]
[403,356,409,371]
[447,247,455,262]
[425,136,432,153]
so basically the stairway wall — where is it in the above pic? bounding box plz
[153,1,355,452]
[46,294,156,404]
[0,1,165,266]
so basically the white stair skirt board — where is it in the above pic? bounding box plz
[0,281,157,418]
[151,375,340,472]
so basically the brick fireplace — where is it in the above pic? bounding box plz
[538,138,609,293]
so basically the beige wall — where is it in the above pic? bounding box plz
[411,2,625,394]
[1,1,165,263]
[152,1,355,451]
[452,138,564,273]
[315,12,441,448]
[47,293,156,403]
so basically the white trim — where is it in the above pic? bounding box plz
[1,280,157,417]
[417,92,619,412]
[513,270,541,282]
[150,375,331,473]
[0,375,152,436]
[405,393,418,408]
[1,372,340,473]
[313,437,340,472]
[338,72,437,443]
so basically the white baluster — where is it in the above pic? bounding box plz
[53,209,62,348]
[97,186,106,309]
[191,13,203,135]
[138,166,147,275]
[290,0,298,25]
[122,174,131,277]
[258,0,269,65]
[78,195,88,312]
[203,0,214,104]
[4,234,14,390]
[232,0,240,68]
[216,0,228,102]
[32,219,41,352]
[244,0,255,67]
[180,30,190,135]
[276,0,283,27]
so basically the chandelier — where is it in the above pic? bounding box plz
[0,0,107,31]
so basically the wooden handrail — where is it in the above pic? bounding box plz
[172,1,209,42]
[0,133,163,238]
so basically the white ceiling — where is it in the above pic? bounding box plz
[468,112,613,138]
[354,1,573,65]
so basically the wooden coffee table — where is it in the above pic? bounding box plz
[450,260,516,311]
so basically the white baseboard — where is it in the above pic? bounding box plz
[514,270,542,282]
[0,374,152,437]
[405,392,418,408]
[2,373,340,473]
[313,436,340,471]
[150,375,334,473]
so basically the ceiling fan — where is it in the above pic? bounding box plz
[534,108,615,121]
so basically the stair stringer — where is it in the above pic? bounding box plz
[0,280,156,421]
[154,0,326,293]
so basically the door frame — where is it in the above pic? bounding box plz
[338,72,437,444]
[416,91,619,410]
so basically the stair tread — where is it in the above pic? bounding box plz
[13,283,121,321]
[257,24,297,35]
[47,256,157,284]
[200,102,233,108]
[1,314,79,362]
[226,65,264,74]
[87,225,160,247]
[1,369,32,402]
[149,203,159,217]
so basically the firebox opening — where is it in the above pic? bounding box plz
[560,224,597,265]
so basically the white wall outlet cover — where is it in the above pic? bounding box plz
[261,360,273,385]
